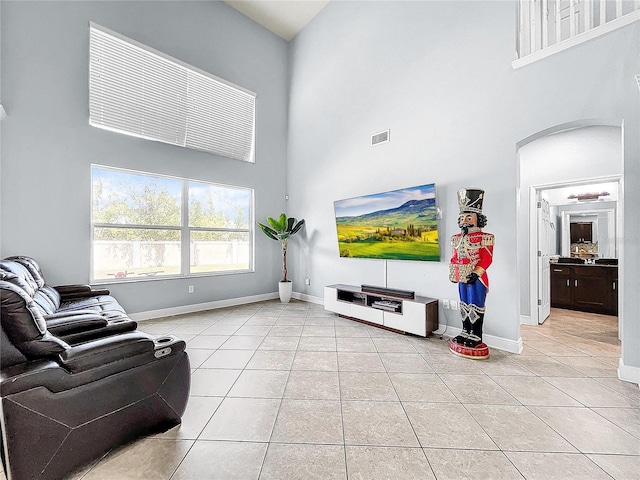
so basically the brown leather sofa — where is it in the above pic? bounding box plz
[0,256,190,480]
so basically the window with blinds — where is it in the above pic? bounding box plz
[89,23,256,163]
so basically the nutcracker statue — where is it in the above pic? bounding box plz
[449,188,494,359]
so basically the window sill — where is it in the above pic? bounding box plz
[512,10,640,69]
[91,269,255,286]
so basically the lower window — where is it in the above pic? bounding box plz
[91,165,253,282]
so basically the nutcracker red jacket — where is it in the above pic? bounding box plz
[450,230,495,289]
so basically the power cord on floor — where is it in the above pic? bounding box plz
[439,324,448,340]
[439,307,454,340]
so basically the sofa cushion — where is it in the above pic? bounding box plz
[0,258,61,314]
[6,256,47,288]
[0,280,69,359]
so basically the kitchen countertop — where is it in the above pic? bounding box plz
[551,261,618,268]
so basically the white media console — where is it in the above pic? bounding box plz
[324,284,439,337]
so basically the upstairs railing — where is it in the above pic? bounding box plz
[515,0,640,66]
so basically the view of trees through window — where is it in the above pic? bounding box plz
[91,166,253,281]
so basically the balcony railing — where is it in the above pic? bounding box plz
[515,0,640,67]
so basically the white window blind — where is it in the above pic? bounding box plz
[89,23,256,163]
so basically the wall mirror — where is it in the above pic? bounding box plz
[561,208,615,258]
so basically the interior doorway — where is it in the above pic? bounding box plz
[530,178,621,335]
[517,123,624,345]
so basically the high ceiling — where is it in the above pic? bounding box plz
[224,0,330,41]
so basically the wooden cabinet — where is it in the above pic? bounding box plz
[324,284,438,337]
[550,265,572,305]
[570,222,593,243]
[550,264,617,315]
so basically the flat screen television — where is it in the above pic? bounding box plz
[333,183,440,261]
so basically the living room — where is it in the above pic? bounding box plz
[1,1,639,479]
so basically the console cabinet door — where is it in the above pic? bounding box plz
[380,303,419,336]
[352,304,383,325]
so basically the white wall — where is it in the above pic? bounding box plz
[287,1,526,348]
[0,1,289,313]
[286,0,639,373]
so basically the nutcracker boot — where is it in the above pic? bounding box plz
[464,305,485,348]
[454,302,471,344]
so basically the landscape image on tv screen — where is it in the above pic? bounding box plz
[334,183,440,261]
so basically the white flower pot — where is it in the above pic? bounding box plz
[279,281,292,303]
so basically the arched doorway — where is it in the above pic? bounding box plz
[516,122,623,359]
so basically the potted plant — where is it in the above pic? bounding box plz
[257,213,305,303]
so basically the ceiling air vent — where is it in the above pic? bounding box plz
[636,74,640,91]
[371,129,390,146]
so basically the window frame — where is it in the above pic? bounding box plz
[91,164,255,283]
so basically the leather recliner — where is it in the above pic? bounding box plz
[0,256,190,480]
[0,256,139,348]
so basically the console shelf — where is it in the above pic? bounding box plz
[324,284,438,337]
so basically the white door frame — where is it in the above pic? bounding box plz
[528,175,622,327]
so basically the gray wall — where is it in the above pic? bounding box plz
[0,1,289,313]
[286,1,639,370]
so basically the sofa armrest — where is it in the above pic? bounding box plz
[1,334,183,396]
[152,335,186,357]
[0,359,61,395]
[54,284,111,300]
[45,312,108,335]
[58,331,155,373]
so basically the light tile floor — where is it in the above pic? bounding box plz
[8,302,639,479]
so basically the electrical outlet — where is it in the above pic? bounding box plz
[305,277,311,286]
[443,299,450,309]
[188,285,194,293]
[450,300,458,310]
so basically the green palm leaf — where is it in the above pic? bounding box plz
[257,213,305,282]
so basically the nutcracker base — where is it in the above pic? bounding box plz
[449,338,489,360]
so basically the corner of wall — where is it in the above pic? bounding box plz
[618,358,640,387]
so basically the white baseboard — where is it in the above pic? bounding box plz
[431,326,448,336]
[520,315,532,325]
[129,290,324,322]
[618,358,640,387]
[292,291,323,305]
[131,292,279,322]
[438,327,523,354]
[484,333,523,354]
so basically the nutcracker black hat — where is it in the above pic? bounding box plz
[457,188,484,214]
